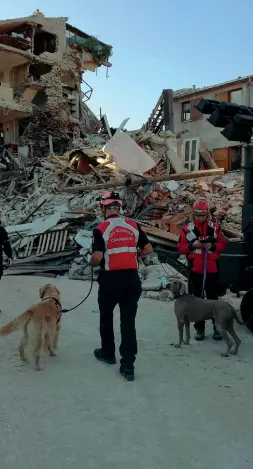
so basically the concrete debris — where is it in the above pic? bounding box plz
[103,132,156,175]
[0,82,244,300]
[143,171,243,240]
[1,142,243,287]
[0,125,190,231]
[128,129,185,173]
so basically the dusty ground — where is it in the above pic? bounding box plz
[0,275,253,469]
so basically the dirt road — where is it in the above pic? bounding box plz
[0,275,252,469]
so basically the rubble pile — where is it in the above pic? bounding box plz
[0,127,184,223]
[128,129,184,173]
[138,257,185,301]
[143,171,243,241]
[0,126,244,297]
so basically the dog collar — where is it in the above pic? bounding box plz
[42,296,62,311]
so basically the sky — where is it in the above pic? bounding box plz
[3,0,253,129]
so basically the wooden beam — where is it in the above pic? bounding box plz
[139,224,179,242]
[58,168,224,193]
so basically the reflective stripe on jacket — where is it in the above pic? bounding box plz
[96,216,139,271]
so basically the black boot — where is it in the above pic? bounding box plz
[195,330,205,341]
[120,367,135,381]
[94,348,116,364]
[213,329,222,341]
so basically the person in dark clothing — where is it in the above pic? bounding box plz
[91,191,152,381]
[0,223,13,278]
[177,199,226,341]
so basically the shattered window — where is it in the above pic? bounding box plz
[183,138,200,171]
[182,101,191,121]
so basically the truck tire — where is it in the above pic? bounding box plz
[240,288,253,333]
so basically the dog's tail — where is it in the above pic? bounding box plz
[0,309,33,336]
[231,304,244,326]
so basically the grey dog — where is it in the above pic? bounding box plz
[167,279,244,357]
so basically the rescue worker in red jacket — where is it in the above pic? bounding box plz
[91,191,153,381]
[177,199,227,341]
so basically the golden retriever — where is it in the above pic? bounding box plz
[0,284,61,370]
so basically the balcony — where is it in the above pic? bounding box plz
[0,33,31,51]
[66,25,112,71]
[0,20,33,52]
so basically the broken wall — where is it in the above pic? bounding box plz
[32,13,67,62]
[0,11,112,149]
[11,63,29,91]
[20,64,71,151]
[0,11,67,62]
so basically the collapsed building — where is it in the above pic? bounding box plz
[0,17,245,299]
[0,9,112,153]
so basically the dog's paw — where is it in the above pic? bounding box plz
[49,351,57,357]
[174,344,182,349]
[183,341,190,346]
[220,353,229,358]
[230,350,238,356]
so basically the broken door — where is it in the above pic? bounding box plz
[213,148,230,172]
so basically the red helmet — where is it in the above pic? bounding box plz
[193,199,209,213]
[100,191,123,207]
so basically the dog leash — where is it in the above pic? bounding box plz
[61,262,94,313]
[201,248,208,299]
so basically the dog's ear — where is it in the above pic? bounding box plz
[179,282,186,296]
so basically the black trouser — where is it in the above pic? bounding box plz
[97,270,142,371]
[188,271,219,332]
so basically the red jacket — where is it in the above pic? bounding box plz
[177,220,226,274]
[96,216,139,271]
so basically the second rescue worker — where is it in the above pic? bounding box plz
[91,191,152,381]
[177,199,226,341]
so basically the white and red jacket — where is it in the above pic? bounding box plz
[177,220,226,274]
[96,216,139,271]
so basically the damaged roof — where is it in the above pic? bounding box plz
[173,74,253,99]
